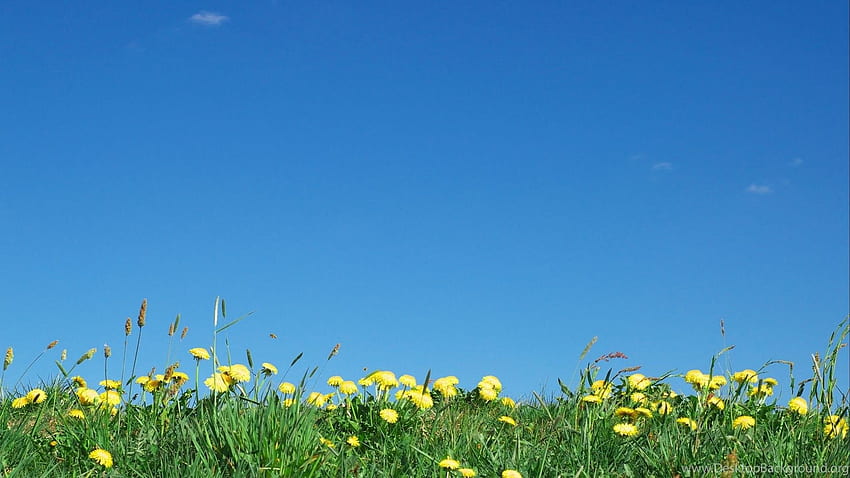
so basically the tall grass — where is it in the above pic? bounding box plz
[1,301,847,477]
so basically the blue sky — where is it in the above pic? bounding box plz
[1,1,847,401]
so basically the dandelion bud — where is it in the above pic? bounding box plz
[77,348,97,365]
[104,345,112,358]
[124,318,132,336]
[137,299,147,328]
[180,326,188,339]
[3,347,13,370]
[46,340,59,350]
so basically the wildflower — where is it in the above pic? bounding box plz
[135,376,151,386]
[319,437,335,448]
[684,369,707,387]
[732,369,759,384]
[346,435,360,447]
[460,468,477,477]
[205,373,233,393]
[480,375,502,392]
[88,448,113,468]
[11,397,29,408]
[218,364,251,383]
[439,458,460,470]
[339,380,358,395]
[627,374,652,390]
[326,404,338,411]
[614,407,637,419]
[99,390,121,407]
[502,470,523,478]
[402,386,434,409]
[99,380,121,390]
[788,397,808,415]
[823,415,848,439]
[748,384,774,398]
[143,379,163,393]
[399,374,417,387]
[380,408,399,424]
[630,392,648,404]
[613,423,639,437]
[590,380,612,398]
[306,391,327,407]
[656,401,673,415]
[498,415,517,426]
[170,371,189,385]
[478,386,498,401]
[634,407,653,418]
[434,376,459,398]
[68,409,85,419]
[707,396,725,410]
[26,389,47,404]
[374,370,399,390]
[76,388,100,406]
[327,375,344,387]
[676,417,698,431]
[71,376,87,388]
[282,398,295,407]
[501,397,517,408]
[580,394,602,404]
[358,374,375,387]
[278,382,296,394]
[732,415,756,430]
[188,348,210,360]
[260,363,278,376]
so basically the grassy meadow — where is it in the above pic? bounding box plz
[1,299,848,477]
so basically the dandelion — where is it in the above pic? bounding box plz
[707,396,725,410]
[627,374,651,390]
[732,369,759,383]
[613,423,639,437]
[374,370,399,390]
[99,380,121,390]
[76,388,100,406]
[11,397,29,408]
[326,404,338,411]
[634,407,653,418]
[306,391,327,407]
[205,373,232,393]
[823,415,848,439]
[282,398,295,407]
[748,383,774,398]
[732,415,756,430]
[478,387,498,402]
[479,375,502,392]
[143,379,163,393]
[434,376,460,398]
[501,397,517,408]
[26,388,47,404]
[89,448,113,468]
[439,458,460,470]
[218,364,251,383]
[71,376,87,388]
[99,390,121,407]
[278,382,296,394]
[630,392,648,404]
[68,409,85,419]
[319,437,335,448]
[260,362,278,376]
[380,408,399,424]
[339,380,358,395]
[346,435,360,447]
[188,348,210,360]
[459,468,477,477]
[399,374,417,387]
[402,386,434,409]
[656,401,673,415]
[676,417,698,431]
[498,415,517,426]
[170,371,189,385]
[614,407,637,419]
[788,397,808,415]
[327,375,344,387]
[581,394,602,404]
[590,379,612,398]
[502,470,523,478]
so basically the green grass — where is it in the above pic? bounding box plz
[1,300,847,477]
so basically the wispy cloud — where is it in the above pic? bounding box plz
[746,184,773,195]
[789,157,803,167]
[189,11,229,26]
[652,162,672,171]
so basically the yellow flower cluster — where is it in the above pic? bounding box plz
[439,457,477,476]
[684,370,726,391]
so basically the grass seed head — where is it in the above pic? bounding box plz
[124,317,132,336]
[3,347,12,370]
[137,299,147,328]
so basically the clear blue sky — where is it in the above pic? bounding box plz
[1,1,847,400]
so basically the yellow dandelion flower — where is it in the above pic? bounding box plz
[403,387,434,409]
[684,370,709,389]
[11,397,29,408]
[502,470,523,478]
[634,407,653,418]
[278,382,296,394]
[613,422,639,437]
[99,380,121,390]
[70,376,87,388]
[144,379,163,392]
[88,448,113,468]
[261,363,278,376]
[732,415,756,430]
[374,370,399,390]
[748,384,774,398]
[76,388,100,406]
[205,373,232,393]
[707,395,725,410]
[380,408,399,423]
[460,468,477,477]
[218,364,251,383]
[823,415,848,439]
[581,394,602,404]
[788,397,808,415]
[346,435,360,447]
[135,376,150,386]
[732,369,759,383]
[630,392,648,404]
[26,388,47,404]
[327,375,344,387]
[479,375,502,392]
[325,404,338,411]
[676,417,698,431]
[501,397,517,408]
[434,377,459,398]
[170,371,189,385]
[319,437,335,448]
[615,407,637,418]
[656,401,673,415]
[439,458,460,470]
[68,409,85,419]
[708,375,727,390]
[590,380,612,398]
[99,390,121,407]
[358,374,375,387]
[498,415,517,426]
[189,348,210,360]
[762,377,778,386]
[306,391,327,407]
[627,374,651,390]
[282,398,295,407]
[399,374,417,387]
[339,380,358,395]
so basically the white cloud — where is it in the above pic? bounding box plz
[652,162,672,171]
[746,184,773,194]
[189,11,229,26]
